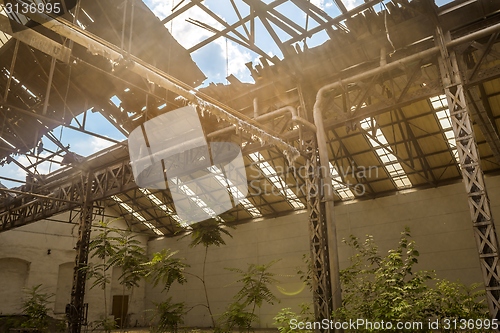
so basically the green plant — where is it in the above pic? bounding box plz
[218,302,256,332]
[220,260,280,332]
[21,284,54,332]
[110,229,147,290]
[273,303,313,333]
[333,228,488,332]
[85,220,148,331]
[144,248,188,292]
[296,254,314,294]
[85,220,120,320]
[151,297,186,333]
[181,218,234,327]
[435,280,487,321]
[143,249,188,332]
[90,317,116,333]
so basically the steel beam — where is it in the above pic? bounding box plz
[304,134,334,332]
[68,171,95,333]
[0,14,71,63]
[23,9,299,159]
[436,25,500,321]
[465,87,500,165]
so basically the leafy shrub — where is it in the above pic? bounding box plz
[273,303,313,333]
[333,228,488,332]
[21,284,54,332]
[219,261,280,332]
[151,297,185,333]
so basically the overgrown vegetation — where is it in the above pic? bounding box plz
[182,218,234,327]
[150,297,185,333]
[219,260,280,332]
[273,303,313,333]
[21,284,54,332]
[85,220,147,331]
[273,256,313,333]
[85,221,117,322]
[333,228,488,332]
[144,249,188,332]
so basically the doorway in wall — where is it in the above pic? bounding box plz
[111,295,129,328]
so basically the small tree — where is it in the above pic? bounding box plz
[220,260,280,332]
[333,228,488,332]
[144,249,189,332]
[86,221,119,319]
[182,218,234,327]
[21,284,54,332]
[151,297,186,333]
[84,221,148,331]
[110,229,147,290]
[109,229,147,330]
[144,249,188,293]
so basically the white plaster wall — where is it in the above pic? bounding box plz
[1,175,499,328]
[0,210,149,327]
[146,211,313,328]
[146,174,500,328]
[0,212,79,318]
[336,174,500,285]
[0,258,30,314]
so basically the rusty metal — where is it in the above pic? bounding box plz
[436,24,500,322]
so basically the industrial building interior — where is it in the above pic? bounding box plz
[1,0,500,332]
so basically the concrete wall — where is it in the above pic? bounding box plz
[0,211,148,327]
[146,211,313,329]
[337,174,499,284]
[146,174,500,328]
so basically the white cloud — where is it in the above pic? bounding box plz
[311,0,361,11]
[344,0,364,10]
[147,0,252,82]
[214,38,252,79]
[148,0,224,49]
[0,152,64,186]
[310,0,326,10]
[89,137,114,154]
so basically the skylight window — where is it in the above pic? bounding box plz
[138,188,188,228]
[81,8,95,23]
[111,195,164,236]
[329,162,355,200]
[360,118,412,189]
[430,95,460,164]
[208,165,262,218]
[170,177,226,223]
[0,136,16,149]
[3,69,37,99]
[248,152,305,209]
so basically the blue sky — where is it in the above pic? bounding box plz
[0,0,456,188]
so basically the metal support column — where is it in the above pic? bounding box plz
[305,134,334,330]
[68,171,94,333]
[436,26,500,320]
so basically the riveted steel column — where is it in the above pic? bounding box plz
[68,171,94,333]
[436,25,500,321]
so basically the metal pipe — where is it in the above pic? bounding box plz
[207,105,316,138]
[253,97,259,118]
[0,188,79,204]
[25,11,299,159]
[380,46,387,66]
[311,18,500,317]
